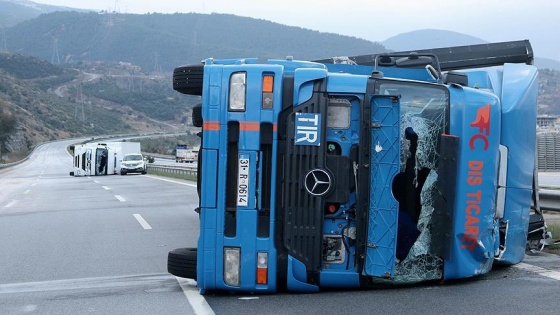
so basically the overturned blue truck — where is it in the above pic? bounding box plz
[168,40,551,293]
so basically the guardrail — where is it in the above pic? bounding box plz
[539,188,560,212]
[146,164,197,181]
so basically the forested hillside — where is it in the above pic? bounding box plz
[538,69,560,115]
[4,11,388,73]
[0,52,196,162]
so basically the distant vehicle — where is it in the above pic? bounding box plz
[120,153,146,175]
[175,144,198,163]
[69,141,142,176]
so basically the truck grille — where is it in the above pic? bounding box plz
[278,81,327,277]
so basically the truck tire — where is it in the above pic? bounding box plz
[173,65,203,96]
[192,104,203,127]
[168,248,197,280]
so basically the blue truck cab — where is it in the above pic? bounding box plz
[167,40,548,293]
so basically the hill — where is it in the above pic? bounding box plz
[3,11,388,73]
[383,29,560,71]
[0,0,86,27]
[383,29,488,51]
[0,52,195,162]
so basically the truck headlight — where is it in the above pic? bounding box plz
[229,72,246,111]
[224,247,241,286]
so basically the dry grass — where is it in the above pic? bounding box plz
[543,223,560,255]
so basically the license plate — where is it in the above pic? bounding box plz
[237,156,249,207]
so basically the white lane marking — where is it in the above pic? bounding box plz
[515,262,560,281]
[133,214,152,230]
[31,183,37,187]
[0,274,173,294]
[20,305,38,312]
[5,200,17,208]
[24,190,30,194]
[114,195,126,202]
[145,175,197,187]
[94,180,100,184]
[175,277,215,315]
[102,186,111,190]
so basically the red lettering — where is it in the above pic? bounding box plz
[467,177,482,185]
[462,190,482,251]
[466,191,482,200]
[469,134,489,151]
[465,215,480,226]
[461,235,478,251]
[466,205,480,215]
[462,105,491,252]
[468,161,484,170]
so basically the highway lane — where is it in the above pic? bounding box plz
[0,140,200,314]
[1,141,560,314]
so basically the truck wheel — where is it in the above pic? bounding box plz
[192,104,203,127]
[173,65,203,96]
[168,248,197,280]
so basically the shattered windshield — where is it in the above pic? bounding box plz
[379,81,449,169]
[378,81,449,282]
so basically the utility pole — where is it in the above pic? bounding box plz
[75,81,85,122]
[154,51,161,74]
[51,36,60,64]
[1,25,7,52]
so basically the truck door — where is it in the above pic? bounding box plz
[363,95,401,278]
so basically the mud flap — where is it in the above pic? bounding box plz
[363,95,400,278]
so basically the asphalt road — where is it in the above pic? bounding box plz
[1,141,559,315]
[0,140,200,314]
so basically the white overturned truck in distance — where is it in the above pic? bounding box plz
[69,141,145,176]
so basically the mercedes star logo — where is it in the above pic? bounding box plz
[304,169,332,196]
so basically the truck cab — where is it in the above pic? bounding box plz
[168,40,548,293]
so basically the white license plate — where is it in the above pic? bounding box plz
[237,156,249,207]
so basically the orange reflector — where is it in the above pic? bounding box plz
[257,268,268,284]
[262,75,274,93]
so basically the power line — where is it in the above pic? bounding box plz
[51,37,60,64]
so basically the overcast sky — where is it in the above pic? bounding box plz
[31,0,559,61]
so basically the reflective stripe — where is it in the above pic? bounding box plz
[203,121,220,131]
[204,121,278,132]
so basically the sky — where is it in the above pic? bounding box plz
[30,0,560,61]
